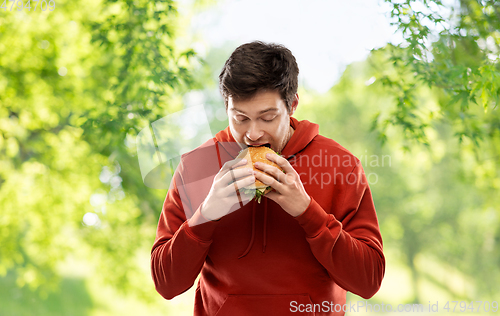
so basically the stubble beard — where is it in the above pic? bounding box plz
[277,125,294,154]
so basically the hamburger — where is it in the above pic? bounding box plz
[235,145,284,203]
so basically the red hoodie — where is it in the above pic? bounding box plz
[151,117,385,316]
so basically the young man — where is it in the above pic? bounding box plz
[151,41,385,315]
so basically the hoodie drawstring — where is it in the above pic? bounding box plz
[238,197,268,258]
[238,201,256,259]
[262,198,268,253]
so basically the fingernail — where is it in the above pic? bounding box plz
[248,168,253,174]
[241,159,247,163]
[266,153,271,158]
[254,162,260,167]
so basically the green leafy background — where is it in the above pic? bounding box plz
[0,0,499,315]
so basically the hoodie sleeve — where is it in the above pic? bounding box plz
[150,162,219,300]
[294,160,385,299]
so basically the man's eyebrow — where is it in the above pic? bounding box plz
[231,107,279,115]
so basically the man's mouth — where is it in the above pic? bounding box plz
[247,143,271,148]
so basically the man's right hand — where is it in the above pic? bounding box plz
[200,158,256,221]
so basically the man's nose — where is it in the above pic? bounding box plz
[246,122,264,141]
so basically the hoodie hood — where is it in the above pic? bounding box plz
[213,117,320,258]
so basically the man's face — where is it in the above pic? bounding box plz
[227,90,297,153]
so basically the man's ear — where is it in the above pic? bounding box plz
[290,93,299,115]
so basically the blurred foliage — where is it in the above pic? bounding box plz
[1,0,499,314]
[367,2,500,302]
[0,270,92,316]
[295,47,500,303]
[0,0,202,309]
[373,0,500,154]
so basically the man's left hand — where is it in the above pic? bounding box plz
[253,153,311,217]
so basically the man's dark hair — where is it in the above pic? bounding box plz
[219,41,299,114]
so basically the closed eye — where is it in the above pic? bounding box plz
[261,115,276,122]
[234,115,275,123]
[235,115,249,122]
